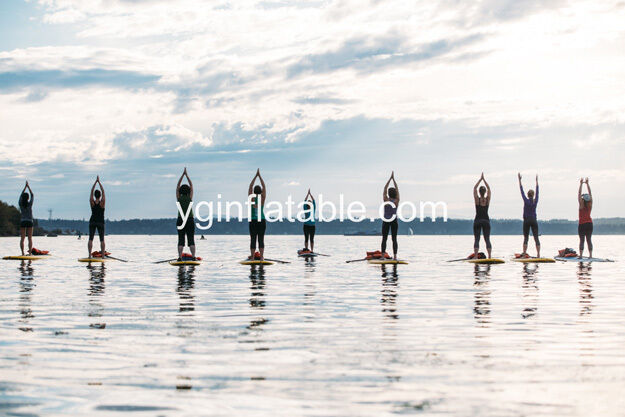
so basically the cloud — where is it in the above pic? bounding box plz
[0,69,160,93]
[287,34,484,77]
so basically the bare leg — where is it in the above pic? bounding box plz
[178,245,184,259]
[522,243,528,256]
[260,248,264,261]
[27,227,33,255]
[190,245,196,258]
[20,228,25,256]
[101,239,106,258]
[88,240,93,258]
[536,244,541,258]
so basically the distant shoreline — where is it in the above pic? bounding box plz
[29,217,625,236]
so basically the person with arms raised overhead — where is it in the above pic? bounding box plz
[473,173,492,259]
[518,173,540,258]
[248,169,267,261]
[176,168,196,261]
[578,177,593,258]
[18,181,35,256]
[303,189,316,253]
[88,176,106,258]
[381,172,400,260]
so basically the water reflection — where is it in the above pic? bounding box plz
[521,264,539,320]
[473,264,491,326]
[577,263,593,316]
[248,265,268,331]
[176,266,196,315]
[18,261,35,332]
[380,264,399,320]
[86,264,106,329]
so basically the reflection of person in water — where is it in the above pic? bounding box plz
[87,264,106,330]
[577,263,593,316]
[177,266,196,314]
[521,264,539,320]
[380,264,399,320]
[473,264,491,325]
[248,265,268,331]
[18,261,35,332]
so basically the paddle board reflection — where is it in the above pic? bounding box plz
[87,264,106,330]
[521,264,539,320]
[18,260,35,332]
[247,265,268,332]
[577,263,593,317]
[176,265,196,314]
[473,264,491,326]
[380,264,399,320]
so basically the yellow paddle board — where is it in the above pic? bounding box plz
[78,258,107,263]
[3,255,48,260]
[367,259,408,265]
[467,258,505,264]
[169,260,201,266]
[240,260,275,265]
[512,257,555,263]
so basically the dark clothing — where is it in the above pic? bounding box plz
[89,202,105,224]
[578,222,593,252]
[381,219,398,254]
[523,218,540,246]
[19,197,34,223]
[177,195,193,221]
[89,223,105,242]
[520,184,539,220]
[177,217,195,247]
[304,224,315,248]
[20,220,34,228]
[473,219,492,249]
[475,204,489,221]
[249,219,266,249]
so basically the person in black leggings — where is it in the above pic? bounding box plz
[176,168,195,261]
[248,169,267,260]
[381,172,400,259]
[518,173,540,257]
[88,176,106,258]
[473,173,492,258]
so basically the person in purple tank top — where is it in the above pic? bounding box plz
[381,172,400,260]
[518,173,540,258]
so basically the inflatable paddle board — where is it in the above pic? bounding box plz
[240,260,275,265]
[169,260,201,266]
[467,258,505,264]
[512,257,555,263]
[3,255,48,261]
[367,259,408,265]
[78,257,108,263]
[554,256,614,263]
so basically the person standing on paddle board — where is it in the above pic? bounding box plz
[518,173,540,258]
[578,177,593,258]
[381,172,400,260]
[303,189,316,252]
[473,173,492,259]
[18,181,35,256]
[248,169,267,261]
[88,176,106,258]
[176,168,196,261]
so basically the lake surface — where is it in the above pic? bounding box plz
[1,235,624,416]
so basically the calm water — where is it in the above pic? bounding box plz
[1,235,624,416]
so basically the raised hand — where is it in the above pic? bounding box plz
[580,177,584,184]
[518,172,522,181]
[585,177,589,184]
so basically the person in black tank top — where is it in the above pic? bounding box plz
[473,173,492,259]
[88,176,106,258]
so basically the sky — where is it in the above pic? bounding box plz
[1,0,624,221]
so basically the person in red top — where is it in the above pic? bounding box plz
[578,177,593,258]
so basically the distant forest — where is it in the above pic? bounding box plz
[35,217,625,236]
[3,199,625,236]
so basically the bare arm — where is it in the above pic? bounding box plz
[392,175,399,203]
[176,171,185,200]
[185,172,193,200]
[98,178,106,208]
[473,175,482,204]
[585,178,592,200]
[535,175,539,204]
[25,182,34,206]
[248,171,258,196]
[258,171,267,204]
[484,177,491,204]
[578,178,584,206]
[383,175,392,202]
[90,179,97,206]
